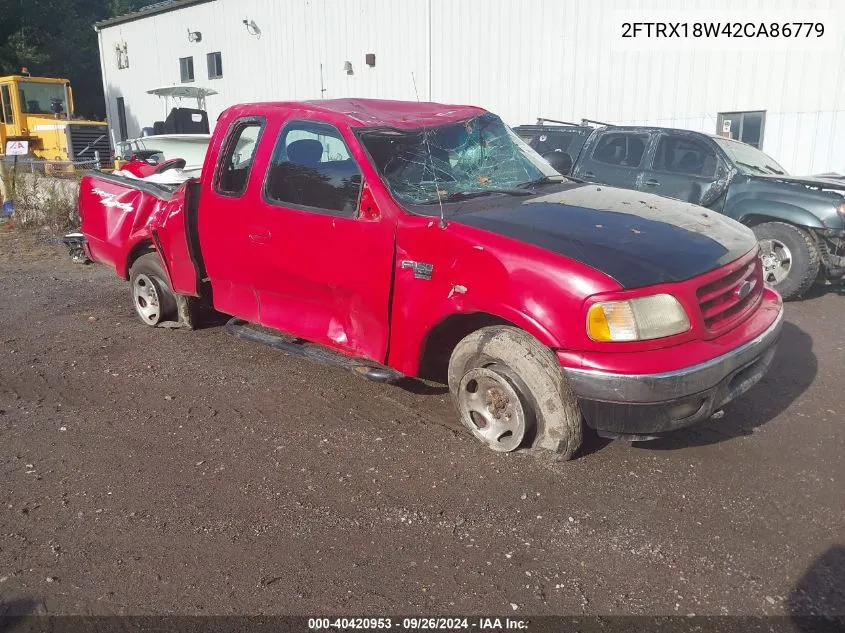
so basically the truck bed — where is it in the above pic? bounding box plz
[79,171,201,295]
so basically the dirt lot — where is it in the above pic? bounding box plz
[0,229,843,617]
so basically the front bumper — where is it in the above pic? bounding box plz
[562,304,784,438]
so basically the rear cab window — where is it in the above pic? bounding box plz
[530,130,590,159]
[214,118,265,196]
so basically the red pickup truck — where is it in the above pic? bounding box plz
[76,98,783,459]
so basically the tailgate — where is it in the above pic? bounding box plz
[78,172,174,278]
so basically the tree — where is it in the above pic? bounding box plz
[0,0,159,118]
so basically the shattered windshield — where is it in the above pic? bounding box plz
[358,112,563,205]
[714,137,787,176]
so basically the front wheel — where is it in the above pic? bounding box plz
[447,326,583,459]
[128,253,177,326]
[752,221,820,301]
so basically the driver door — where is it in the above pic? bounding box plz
[245,118,397,362]
[638,133,727,207]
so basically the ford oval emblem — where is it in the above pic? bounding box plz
[736,280,753,300]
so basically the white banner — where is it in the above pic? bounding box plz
[610,10,840,52]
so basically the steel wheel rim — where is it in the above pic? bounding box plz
[457,366,527,452]
[133,274,162,324]
[759,238,792,285]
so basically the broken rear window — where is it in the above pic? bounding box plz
[358,112,561,205]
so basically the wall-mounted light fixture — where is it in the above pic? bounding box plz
[243,19,261,38]
[187,29,202,42]
[343,61,353,75]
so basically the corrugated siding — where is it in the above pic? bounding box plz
[100,0,845,174]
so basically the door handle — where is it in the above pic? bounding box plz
[248,229,271,244]
[644,179,660,187]
[582,171,596,180]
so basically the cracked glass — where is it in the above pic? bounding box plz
[358,112,562,207]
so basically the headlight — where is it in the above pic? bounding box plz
[587,294,690,342]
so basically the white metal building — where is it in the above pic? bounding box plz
[96,0,845,175]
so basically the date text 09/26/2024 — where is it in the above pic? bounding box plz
[307,617,528,630]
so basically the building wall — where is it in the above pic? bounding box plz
[99,0,845,175]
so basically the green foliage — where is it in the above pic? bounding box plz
[0,0,159,118]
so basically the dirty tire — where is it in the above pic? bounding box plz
[128,253,178,326]
[448,326,583,459]
[752,221,820,301]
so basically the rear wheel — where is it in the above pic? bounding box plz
[129,253,177,326]
[448,326,583,459]
[752,221,820,301]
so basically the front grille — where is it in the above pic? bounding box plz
[67,124,111,167]
[697,257,764,335]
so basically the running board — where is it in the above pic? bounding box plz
[224,318,404,384]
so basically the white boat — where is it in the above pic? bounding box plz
[116,133,212,173]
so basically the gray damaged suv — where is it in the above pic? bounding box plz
[514,121,845,300]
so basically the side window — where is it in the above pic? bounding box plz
[1,85,14,124]
[215,119,264,196]
[179,56,194,83]
[591,132,648,168]
[264,120,362,217]
[653,136,718,178]
[207,52,223,80]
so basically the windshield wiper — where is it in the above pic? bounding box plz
[420,188,532,204]
[735,161,769,175]
[517,175,567,188]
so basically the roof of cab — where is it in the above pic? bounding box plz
[223,98,486,128]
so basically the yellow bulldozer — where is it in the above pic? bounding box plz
[0,71,111,168]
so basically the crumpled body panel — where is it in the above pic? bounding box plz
[78,173,199,295]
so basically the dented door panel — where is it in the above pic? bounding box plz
[78,173,169,279]
[239,115,397,363]
[638,133,730,207]
[150,184,201,296]
[571,130,654,190]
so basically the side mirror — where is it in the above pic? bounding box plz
[543,151,573,176]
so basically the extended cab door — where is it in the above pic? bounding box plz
[243,117,396,362]
[638,133,727,207]
[571,129,652,189]
[198,116,267,322]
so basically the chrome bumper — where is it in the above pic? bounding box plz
[564,307,784,404]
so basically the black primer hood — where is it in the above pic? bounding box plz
[449,184,757,289]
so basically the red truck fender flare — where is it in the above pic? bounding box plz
[122,237,162,280]
[402,305,565,381]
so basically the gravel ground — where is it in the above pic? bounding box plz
[0,229,843,617]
